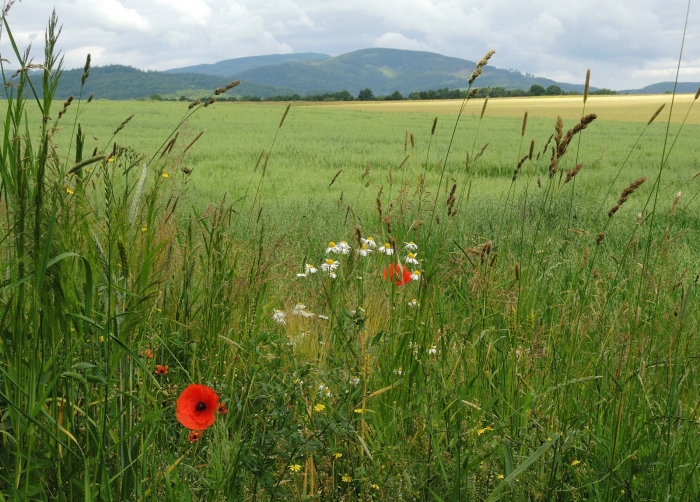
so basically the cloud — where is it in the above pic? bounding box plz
[0,0,697,89]
[374,33,432,52]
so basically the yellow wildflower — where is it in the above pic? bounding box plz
[571,460,581,466]
[289,464,301,472]
[333,452,342,460]
[314,403,325,413]
[341,474,351,483]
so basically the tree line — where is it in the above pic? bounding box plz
[151,85,618,103]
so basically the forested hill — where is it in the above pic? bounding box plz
[32,48,700,100]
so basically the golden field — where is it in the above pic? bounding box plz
[301,93,700,123]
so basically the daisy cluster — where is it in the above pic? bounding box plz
[273,237,424,324]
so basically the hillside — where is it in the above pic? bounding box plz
[619,81,700,94]
[165,52,330,77]
[174,48,583,96]
[48,65,300,100]
[34,48,700,100]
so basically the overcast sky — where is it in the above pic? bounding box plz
[3,0,699,90]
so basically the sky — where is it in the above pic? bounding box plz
[2,0,699,90]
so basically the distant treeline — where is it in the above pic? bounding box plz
[152,85,618,103]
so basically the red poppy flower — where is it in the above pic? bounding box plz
[140,348,153,359]
[383,263,412,286]
[176,384,219,430]
[155,364,168,375]
[187,430,203,442]
[218,403,228,414]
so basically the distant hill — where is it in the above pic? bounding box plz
[187,48,585,96]
[49,64,300,100]
[32,48,700,100]
[619,81,700,94]
[165,53,330,77]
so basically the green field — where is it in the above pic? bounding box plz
[3,52,700,500]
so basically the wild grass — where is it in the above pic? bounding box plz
[2,10,700,502]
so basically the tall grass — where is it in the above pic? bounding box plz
[1,8,700,501]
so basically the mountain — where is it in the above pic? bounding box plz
[619,81,700,94]
[167,48,584,96]
[165,53,330,77]
[49,64,300,100]
[32,48,700,100]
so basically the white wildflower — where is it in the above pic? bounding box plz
[404,242,418,251]
[406,252,419,265]
[357,244,372,257]
[321,258,339,272]
[361,237,377,248]
[337,241,351,254]
[273,309,287,324]
[378,243,394,255]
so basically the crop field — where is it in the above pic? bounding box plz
[3,42,700,501]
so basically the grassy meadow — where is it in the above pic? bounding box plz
[3,21,700,501]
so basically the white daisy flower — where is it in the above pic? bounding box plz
[361,237,377,248]
[394,367,403,376]
[337,241,351,254]
[408,299,419,308]
[404,242,418,251]
[329,272,337,279]
[318,314,329,320]
[378,243,394,255]
[427,345,437,355]
[349,376,360,386]
[273,309,286,324]
[301,310,315,318]
[406,252,419,265]
[292,303,307,315]
[357,244,372,257]
[305,263,318,274]
[321,258,339,272]
[411,270,422,281]
[296,273,307,278]
[326,241,338,253]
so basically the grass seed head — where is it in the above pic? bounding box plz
[583,69,590,104]
[647,103,665,125]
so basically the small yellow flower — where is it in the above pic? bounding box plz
[571,459,581,466]
[162,172,169,178]
[141,226,148,232]
[314,403,326,413]
[477,425,493,435]
[333,452,342,459]
[107,157,114,163]
[289,464,301,472]
[497,474,504,479]
[354,408,363,414]
[341,474,351,483]
[371,483,380,490]
[65,186,74,195]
